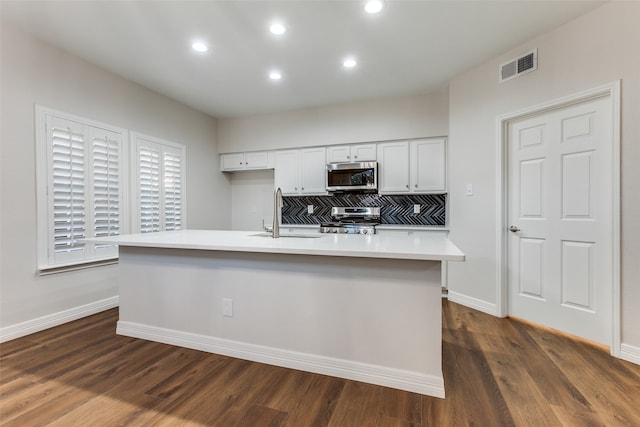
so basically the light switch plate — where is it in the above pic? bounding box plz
[466,184,473,196]
[223,298,233,317]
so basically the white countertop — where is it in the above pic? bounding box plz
[86,229,465,262]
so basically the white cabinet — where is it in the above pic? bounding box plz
[377,138,446,194]
[377,141,410,193]
[300,147,327,194]
[274,150,300,194]
[221,153,245,171]
[275,148,327,195]
[220,151,271,171]
[411,138,446,192]
[327,144,376,163]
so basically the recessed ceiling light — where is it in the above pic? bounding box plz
[191,41,208,53]
[270,23,287,35]
[269,71,282,80]
[364,0,384,14]
[343,58,357,68]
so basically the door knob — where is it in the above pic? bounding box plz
[509,226,520,232]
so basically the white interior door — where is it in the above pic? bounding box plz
[508,95,613,346]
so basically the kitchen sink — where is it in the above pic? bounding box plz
[250,232,324,238]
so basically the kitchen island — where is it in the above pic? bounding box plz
[89,230,464,398]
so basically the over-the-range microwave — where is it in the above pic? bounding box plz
[326,161,378,192]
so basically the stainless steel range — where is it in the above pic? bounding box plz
[319,207,380,234]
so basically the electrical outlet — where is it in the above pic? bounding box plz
[307,205,314,214]
[223,298,233,317]
[413,204,420,214]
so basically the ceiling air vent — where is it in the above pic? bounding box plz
[499,49,537,83]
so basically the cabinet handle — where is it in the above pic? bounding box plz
[414,184,418,188]
[406,184,409,188]
[301,187,304,190]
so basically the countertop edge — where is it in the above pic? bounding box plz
[82,230,465,262]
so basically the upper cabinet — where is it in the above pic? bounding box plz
[327,143,376,163]
[411,138,446,192]
[377,141,410,193]
[221,138,445,194]
[300,147,327,194]
[220,151,272,172]
[274,150,299,193]
[275,147,327,195]
[377,138,446,194]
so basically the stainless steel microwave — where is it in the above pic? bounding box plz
[326,162,378,192]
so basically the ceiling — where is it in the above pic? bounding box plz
[2,0,604,118]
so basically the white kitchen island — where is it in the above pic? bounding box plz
[89,230,464,398]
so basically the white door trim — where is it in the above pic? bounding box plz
[496,81,621,356]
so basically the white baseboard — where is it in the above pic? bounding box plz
[0,296,119,343]
[117,321,445,398]
[447,290,498,316]
[620,343,640,366]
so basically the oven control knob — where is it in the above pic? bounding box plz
[361,229,368,234]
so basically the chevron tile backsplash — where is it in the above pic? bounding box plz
[282,194,446,226]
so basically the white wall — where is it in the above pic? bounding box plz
[448,2,640,351]
[218,89,449,153]
[0,23,230,333]
[230,171,275,231]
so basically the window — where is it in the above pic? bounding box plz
[36,106,126,270]
[36,107,187,272]
[131,132,186,233]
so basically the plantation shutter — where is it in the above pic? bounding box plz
[137,143,161,233]
[41,112,125,268]
[50,117,87,264]
[91,128,121,257]
[163,148,183,231]
[133,133,186,233]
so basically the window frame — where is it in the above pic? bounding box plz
[35,105,130,272]
[130,131,187,233]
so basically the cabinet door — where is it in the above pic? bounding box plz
[300,147,327,194]
[221,153,245,171]
[411,138,446,192]
[244,151,269,169]
[327,145,351,163]
[351,144,377,161]
[377,142,410,193]
[274,150,300,194]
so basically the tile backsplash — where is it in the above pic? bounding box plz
[282,193,446,226]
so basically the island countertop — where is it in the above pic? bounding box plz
[87,229,465,262]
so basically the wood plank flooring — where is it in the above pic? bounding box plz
[1,300,639,426]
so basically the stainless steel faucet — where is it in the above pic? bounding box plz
[272,187,283,238]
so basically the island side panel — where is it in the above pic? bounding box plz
[117,246,443,395]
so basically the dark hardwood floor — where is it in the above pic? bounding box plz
[1,300,639,426]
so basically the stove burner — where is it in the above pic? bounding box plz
[319,206,380,234]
